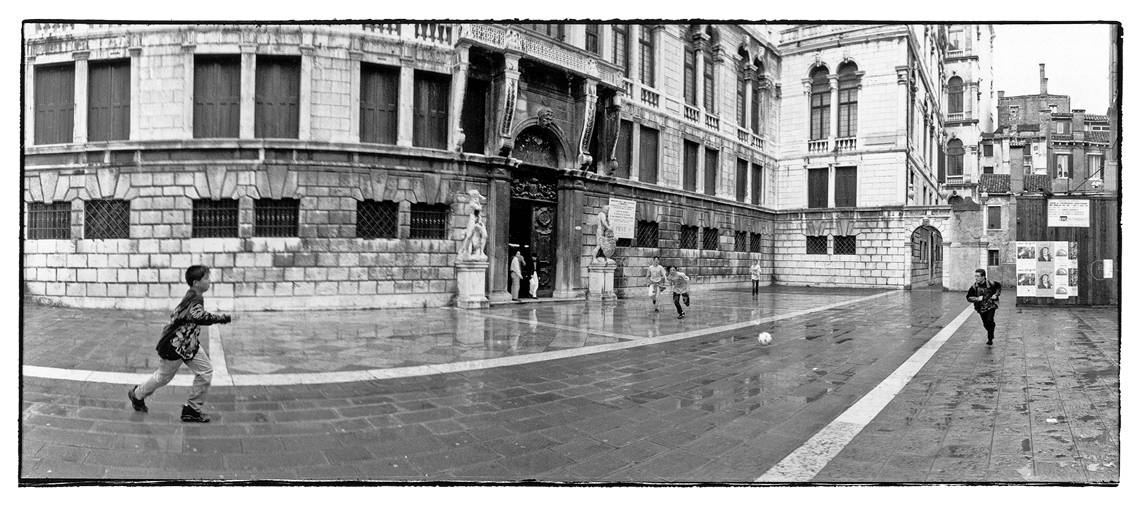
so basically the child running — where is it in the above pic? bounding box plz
[645,256,668,312]
[667,266,691,319]
[127,265,232,423]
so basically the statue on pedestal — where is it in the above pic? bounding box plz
[458,189,488,261]
[593,204,617,264]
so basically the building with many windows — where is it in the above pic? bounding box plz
[22,22,977,310]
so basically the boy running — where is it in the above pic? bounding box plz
[667,266,691,319]
[128,265,232,423]
[645,256,668,312]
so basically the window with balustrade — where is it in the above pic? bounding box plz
[948,76,964,115]
[413,70,450,150]
[585,24,600,55]
[361,63,399,145]
[84,199,130,239]
[810,66,830,141]
[357,200,399,239]
[192,199,239,238]
[409,203,449,239]
[27,202,71,240]
[734,230,748,252]
[947,139,964,177]
[194,55,240,138]
[749,232,762,253]
[612,25,630,78]
[736,72,747,127]
[684,39,698,107]
[834,235,857,255]
[638,25,655,87]
[88,59,130,142]
[680,225,698,250]
[837,62,859,138]
[702,227,719,250]
[34,63,75,145]
[751,60,765,135]
[806,235,828,255]
[702,27,718,113]
[635,220,659,248]
[255,56,301,139]
[254,198,299,237]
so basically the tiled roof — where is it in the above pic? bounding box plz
[1023,174,1053,192]
[979,174,1010,194]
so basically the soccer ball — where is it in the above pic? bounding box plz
[757,331,773,346]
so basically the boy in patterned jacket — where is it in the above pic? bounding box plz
[128,265,232,423]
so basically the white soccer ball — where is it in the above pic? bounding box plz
[757,331,773,346]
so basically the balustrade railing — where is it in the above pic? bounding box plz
[640,87,660,108]
[835,137,856,152]
[750,134,764,151]
[414,23,453,45]
[808,139,829,153]
[704,113,720,131]
[736,128,750,144]
[684,105,701,123]
[621,78,634,97]
[362,23,401,37]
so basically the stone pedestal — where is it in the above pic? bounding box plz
[455,259,489,309]
[587,260,617,301]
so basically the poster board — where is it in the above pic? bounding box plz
[608,197,637,240]
[1047,200,1090,227]
[1016,241,1077,299]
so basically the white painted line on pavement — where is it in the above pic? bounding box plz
[23,290,896,387]
[475,311,641,341]
[208,325,233,387]
[755,304,976,482]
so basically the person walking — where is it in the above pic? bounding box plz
[127,265,232,423]
[645,256,668,312]
[509,251,525,301]
[966,268,1002,346]
[749,260,762,296]
[667,266,691,319]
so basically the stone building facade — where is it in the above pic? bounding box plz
[23,22,976,310]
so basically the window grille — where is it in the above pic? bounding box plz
[702,227,719,250]
[734,230,748,252]
[357,200,399,239]
[834,235,857,255]
[409,203,448,239]
[27,202,71,239]
[680,225,698,250]
[806,235,828,255]
[635,220,659,248]
[254,198,299,237]
[192,199,239,238]
[749,232,762,253]
[84,199,130,239]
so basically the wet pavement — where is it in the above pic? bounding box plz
[19,287,1119,483]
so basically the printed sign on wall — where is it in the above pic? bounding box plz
[607,197,637,240]
[1015,241,1076,299]
[1047,199,1090,228]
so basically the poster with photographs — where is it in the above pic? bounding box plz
[1067,241,1078,298]
[1054,244,1070,300]
[1035,241,1055,297]
[1016,241,1078,299]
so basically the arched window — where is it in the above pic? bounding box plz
[702,27,718,113]
[837,61,859,138]
[809,66,830,141]
[948,76,964,115]
[638,25,655,87]
[947,138,964,176]
[751,58,765,135]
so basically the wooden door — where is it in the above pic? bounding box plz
[531,204,556,297]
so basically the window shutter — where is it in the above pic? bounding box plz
[255,56,300,139]
[194,56,240,138]
[88,60,130,142]
[682,140,698,191]
[34,64,75,145]
[703,148,718,196]
[614,120,633,179]
[638,126,658,184]
[808,168,828,208]
[361,64,399,144]
[736,158,748,202]
[835,167,857,207]
[751,163,762,205]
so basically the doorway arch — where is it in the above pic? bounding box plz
[513,125,562,168]
[910,225,943,288]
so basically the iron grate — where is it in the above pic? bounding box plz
[357,200,399,239]
[750,232,762,253]
[834,235,857,255]
[84,199,129,239]
[806,235,828,255]
[27,202,71,239]
[680,225,698,250]
[409,203,448,239]
[635,220,659,248]
[702,227,719,251]
[734,230,748,252]
[192,199,239,238]
[254,198,299,237]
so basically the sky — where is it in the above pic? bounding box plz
[992,24,1114,113]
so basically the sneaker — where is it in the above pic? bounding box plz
[654,307,659,312]
[127,386,147,413]
[677,313,685,319]
[181,405,211,423]
[987,338,994,346]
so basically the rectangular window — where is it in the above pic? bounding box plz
[1088,154,1104,179]
[808,168,829,209]
[460,78,488,154]
[253,198,300,237]
[361,63,399,145]
[1055,153,1071,179]
[702,227,719,251]
[684,48,697,106]
[255,56,300,139]
[983,143,993,157]
[988,250,1000,266]
[749,232,762,253]
[357,199,399,239]
[612,25,629,76]
[87,59,130,142]
[751,81,763,135]
[638,126,659,184]
[413,70,450,149]
[834,235,857,255]
[409,203,449,239]
[736,77,746,126]
[703,148,718,196]
[751,162,762,206]
[638,25,655,87]
[834,166,857,208]
[635,220,658,248]
[806,235,828,255]
[987,205,1002,230]
[734,230,748,252]
[614,120,633,179]
[682,140,699,191]
[810,85,830,140]
[1055,121,1071,134]
[27,202,71,240]
[837,85,857,138]
[702,50,715,112]
[193,55,240,138]
[680,225,698,250]
[84,199,130,239]
[34,63,75,145]
[191,199,239,238]
[983,166,994,174]
[736,158,748,202]
[584,25,600,55]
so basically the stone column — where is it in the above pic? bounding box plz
[181,38,196,139]
[828,74,839,149]
[298,44,314,141]
[554,177,585,299]
[491,53,521,156]
[448,43,471,152]
[239,45,256,139]
[576,78,598,169]
[73,50,89,144]
[486,168,513,303]
[628,25,641,89]
[895,66,910,150]
[694,36,706,111]
[742,66,755,132]
[397,62,415,147]
[348,48,362,143]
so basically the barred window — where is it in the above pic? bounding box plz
[749,232,762,253]
[357,200,399,239]
[680,225,698,250]
[734,230,748,252]
[410,203,449,239]
[254,198,299,237]
[617,237,632,247]
[806,235,828,255]
[27,202,71,239]
[834,235,857,255]
[636,220,659,248]
[192,199,239,238]
[84,200,130,239]
[702,227,719,251]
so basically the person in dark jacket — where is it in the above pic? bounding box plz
[966,268,1002,346]
[127,265,232,422]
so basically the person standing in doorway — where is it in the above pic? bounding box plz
[667,266,691,319]
[749,260,762,296]
[966,268,1002,346]
[509,251,525,301]
[645,256,668,312]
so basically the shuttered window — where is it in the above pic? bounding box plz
[751,163,762,206]
[736,76,747,126]
[88,59,130,142]
[808,168,829,209]
[193,55,240,138]
[638,126,658,184]
[834,166,857,208]
[460,78,488,154]
[34,63,75,145]
[751,79,763,135]
[736,158,748,202]
[638,25,655,87]
[684,48,697,106]
[613,120,633,179]
[987,206,1002,230]
[360,63,399,145]
[413,70,449,149]
[702,46,715,112]
[704,148,718,196]
[255,56,300,139]
[682,140,699,191]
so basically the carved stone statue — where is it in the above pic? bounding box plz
[593,204,617,263]
[458,189,488,261]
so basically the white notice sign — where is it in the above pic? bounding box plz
[1047,199,1090,227]
[608,197,637,240]
[1104,259,1113,279]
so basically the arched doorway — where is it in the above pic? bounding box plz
[910,225,943,289]
[507,125,563,299]
[513,126,561,168]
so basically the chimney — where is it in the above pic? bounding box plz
[1039,63,1048,95]
[998,90,1005,100]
